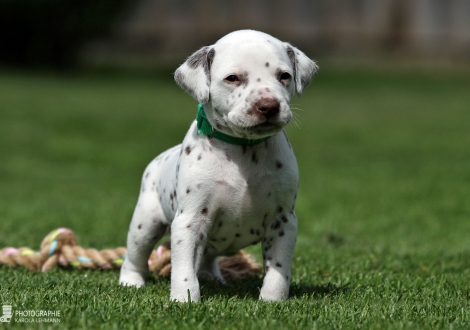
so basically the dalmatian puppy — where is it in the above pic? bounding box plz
[119,29,318,302]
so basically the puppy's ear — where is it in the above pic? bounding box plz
[285,43,318,96]
[174,46,215,103]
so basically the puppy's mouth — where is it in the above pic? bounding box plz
[215,111,290,138]
[252,121,281,131]
[239,120,284,137]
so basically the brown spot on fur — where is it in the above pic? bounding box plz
[185,146,191,155]
[201,208,208,215]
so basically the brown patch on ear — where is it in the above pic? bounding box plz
[187,47,215,78]
[207,48,215,74]
[286,46,297,85]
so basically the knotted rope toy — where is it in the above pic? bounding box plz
[0,228,261,280]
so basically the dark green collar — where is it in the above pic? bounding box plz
[196,104,272,146]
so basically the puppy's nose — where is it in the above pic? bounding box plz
[255,98,280,119]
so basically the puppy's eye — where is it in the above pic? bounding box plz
[225,75,239,82]
[280,72,291,80]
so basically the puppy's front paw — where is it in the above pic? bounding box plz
[119,273,146,288]
[170,280,201,302]
[119,261,148,288]
[259,287,287,301]
[259,270,290,301]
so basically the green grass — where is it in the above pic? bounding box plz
[1,65,469,329]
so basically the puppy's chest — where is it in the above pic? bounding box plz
[189,143,297,252]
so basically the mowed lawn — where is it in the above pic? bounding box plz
[0,66,469,329]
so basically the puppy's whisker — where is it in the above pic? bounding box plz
[289,110,302,129]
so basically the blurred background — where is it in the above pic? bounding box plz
[0,0,469,254]
[1,0,470,70]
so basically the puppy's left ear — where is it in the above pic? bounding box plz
[285,43,319,96]
[174,46,215,103]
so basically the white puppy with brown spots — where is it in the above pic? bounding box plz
[119,29,318,302]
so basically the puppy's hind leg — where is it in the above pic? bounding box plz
[199,248,225,283]
[120,189,168,288]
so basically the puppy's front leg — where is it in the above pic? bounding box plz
[260,213,298,301]
[170,212,210,302]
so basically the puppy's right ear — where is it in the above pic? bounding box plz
[174,46,215,104]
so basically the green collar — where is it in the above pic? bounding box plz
[196,104,272,146]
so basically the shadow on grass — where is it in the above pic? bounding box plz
[289,281,350,298]
[152,276,350,301]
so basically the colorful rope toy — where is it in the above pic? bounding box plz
[0,228,261,280]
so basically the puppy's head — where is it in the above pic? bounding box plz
[175,30,318,139]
